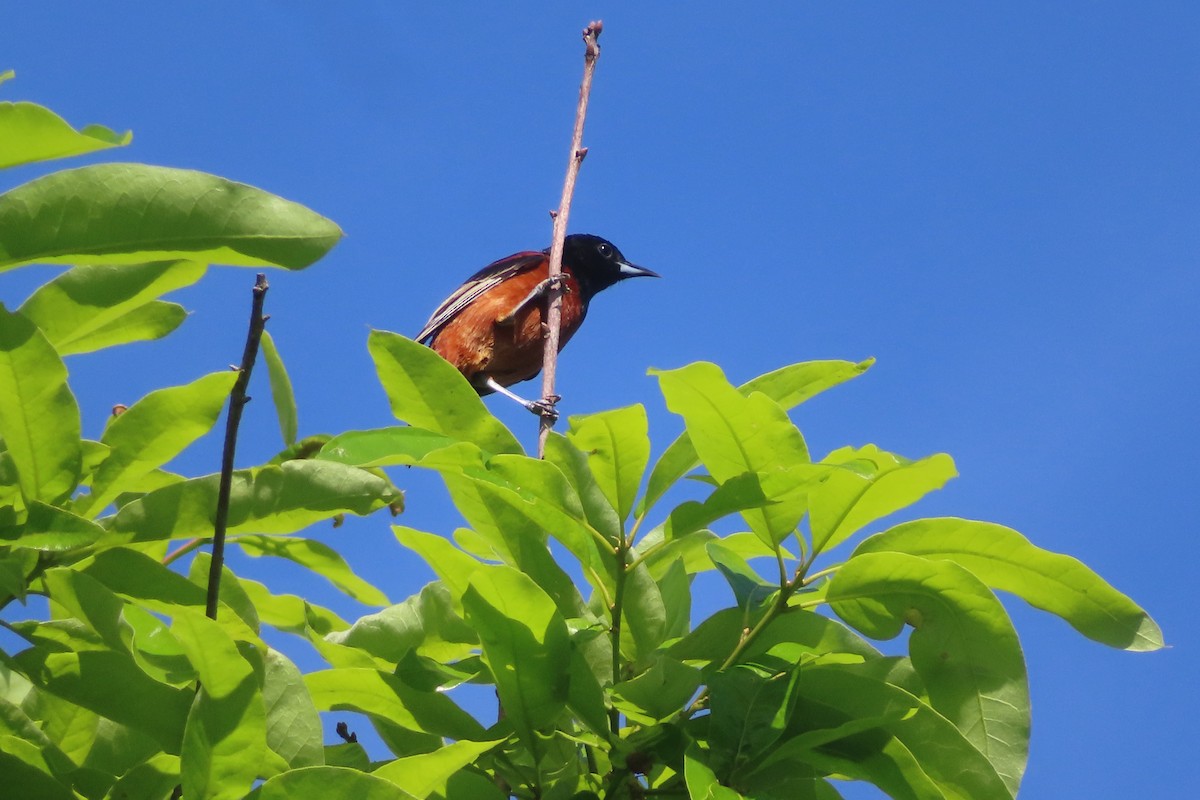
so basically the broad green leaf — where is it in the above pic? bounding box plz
[658,556,693,641]
[640,359,872,517]
[257,766,418,800]
[621,562,668,660]
[652,362,813,545]
[543,431,622,546]
[318,427,459,468]
[18,260,205,355]
[262,648,323,769]
[236,534,389,606]
[636,529,783,580]
[0,163,342,271]
[566,405,650,523]
[13,649,190,753]
[325,582,476,664]
[259,330,298,446]
[104,752,180,800]
[393,526,483,601]
[611,656,701,725]
[658,472,772,542]
[810,445,957,554]
[708,664,799,778]
[0,100,130,169]
[760,664,1013,800]
[238,576,348,636]
[439,470,587,618]
[0,748,75,800]
[0,304,81,504]
[828,552,1028,793]
[28,690,98,765]
[462,566,571,755]
[3,500,105,551]
[567,641,610,736]
[41,567,194,685]
[854,517,1164,652]
[707,541,776,613]
[484,454,609,580]
[106,460,401,542]
[83,370,238,515]
[178,633,265,800]
[368,330,522,455]
[669,606,879,667]
[79,548,260,646]
[372,739,504,799]
[684,743,745,800]
[305,668,484,741]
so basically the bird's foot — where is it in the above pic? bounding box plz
[525,395,561,422]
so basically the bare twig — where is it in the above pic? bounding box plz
[536,19,604,458]
[205,274,270,619]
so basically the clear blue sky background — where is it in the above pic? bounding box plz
[4,4,1196,798]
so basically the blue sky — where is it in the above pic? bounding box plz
[4,3,1197,797]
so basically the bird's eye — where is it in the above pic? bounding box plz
[597,243,612,257]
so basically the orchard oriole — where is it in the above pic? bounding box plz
[417,233,657,415]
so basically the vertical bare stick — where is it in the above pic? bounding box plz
[205,273,270,619]
[537,20,604,458]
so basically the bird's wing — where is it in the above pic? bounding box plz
[416,251,547,343]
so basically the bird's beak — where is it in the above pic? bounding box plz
[617,260,660,280]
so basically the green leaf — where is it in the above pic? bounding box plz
[368,330,522,456]
[13,649,191,753]
[828,552,1028,793]
[257,767,419,800]
[262,648,323,769]
[393,526,483,601]
[106,460,401,542]
[810,445,957,554]
[2,500,105,551]
[669,607,879,667]
[372,739,504,799]
[260,330,298,446]
[104,752,181,800]
[543,432,622,546]
[684,743,745,799]
[236,534,389,607]
[0,163,342,271]
[708,664,799,778]
[177,632,266,800]
[611,656,701,725]
[325,582,476,664]
[238,576,348,636]
[759,664,1013,800]
[318,427,459,468]
[565,405,649,524]
[621,563,668,660]
[18,260,205,355]
[640,359,871,516]
[484,454,608,581]
[652,362,813,545]
[707,541,776,613]
[461,566,571,755]
[0,749,76,800]
[0,304,81,504]
[305,668,485,742]
[83,370,238,515]
[0,100,131,169]
[853,517,1164,651]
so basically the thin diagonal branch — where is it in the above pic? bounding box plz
[537,20,604,458]
[205,273,269,619]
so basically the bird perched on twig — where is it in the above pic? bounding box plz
[417,233,657,416]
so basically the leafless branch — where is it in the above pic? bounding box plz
[537,20,604,457]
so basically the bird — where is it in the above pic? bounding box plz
[417,233,658,417]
